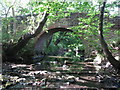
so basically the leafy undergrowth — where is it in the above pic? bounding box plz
[1,59,120,89]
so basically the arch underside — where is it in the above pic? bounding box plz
[34,27,73,54]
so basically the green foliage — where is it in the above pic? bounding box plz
[1,0,119,60]
[29,1,71,19]
[18,7,30,15]
[2,17,31,43]
[44,32,84,58]
[44,42,59,55]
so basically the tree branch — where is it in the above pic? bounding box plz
[7,12,49,55]
[32,12,49,37]
[98,0,120,70]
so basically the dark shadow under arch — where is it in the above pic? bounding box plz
[34,27,73,54]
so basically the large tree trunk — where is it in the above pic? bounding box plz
[5,12,49,57]
[98,0,120,70]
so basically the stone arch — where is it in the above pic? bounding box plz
[34,27,73,54]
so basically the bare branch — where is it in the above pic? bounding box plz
[33,11,49,37]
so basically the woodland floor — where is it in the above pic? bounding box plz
[1,57,120,89]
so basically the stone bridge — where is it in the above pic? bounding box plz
[34,27,73,54]
[9,13,120,31]
[5,13,120,55]
[34,13,120,55]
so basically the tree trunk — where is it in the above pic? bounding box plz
[98,0,120,70]
[12,7,16,34]
[5,12,49,56]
